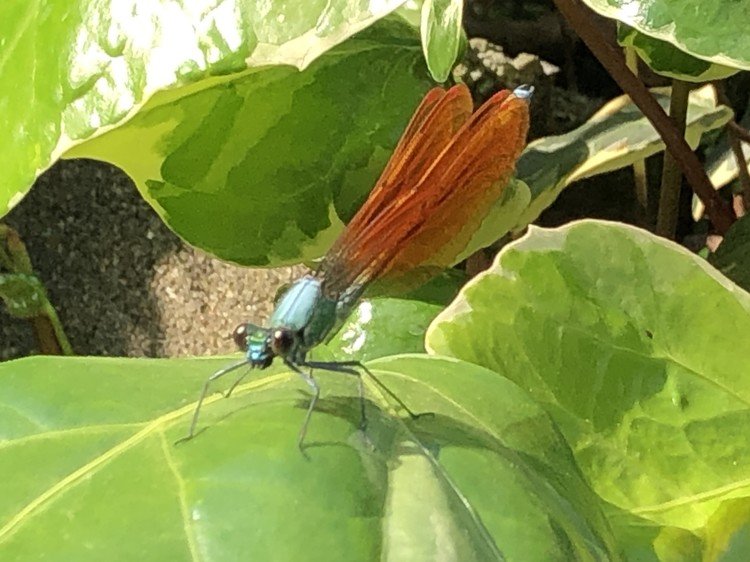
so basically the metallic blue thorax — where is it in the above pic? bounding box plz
[269,276,322,332]
[272,276,339,356]
[245,276,341,365]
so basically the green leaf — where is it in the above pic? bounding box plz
[514,86,731,230]
[66,20,432,266]
[400,268,468,305]
[427,220,750,551]
[709,215,750,291]
[703,498,750,561]
[325,298,442,362]
[0,273,48,319]
[459,177,532,263]
[0,0,411,219]
[582,0,750,71]
[618,24,737,82]
[420,0,464,82]
[0,354,617,560]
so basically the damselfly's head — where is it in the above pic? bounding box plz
[232,323,274,368]
[232,323,300,368]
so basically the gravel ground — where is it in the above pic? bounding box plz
[1,159,303,361]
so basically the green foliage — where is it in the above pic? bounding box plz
[515,86,731,231]
[5,220,750,559]
[325,297,443,363]
[428,220,750,559]
[3,1,750,559]
[617,24,737,83]
[0,354,616,561]
[69,21,433,266]
[582,0,750,71]
[420,0,464,83]
[0,274,48,319]
[5,0,735,269]
[0,0,417,218]
[1,0,737,271]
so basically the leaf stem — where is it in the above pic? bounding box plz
[41,302,74,355]
[656,79,690,238]
[0,225,14,270]
[0,225,74,356]
[30,316,63,355]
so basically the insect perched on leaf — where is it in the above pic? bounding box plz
[181,82,532,450]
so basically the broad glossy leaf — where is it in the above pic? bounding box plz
[618,24,737,82]
[582,0,750,71]
[420,0,464,82]
[0,355,617,560]
[0,0,411,219]
[427,220,750,553]
[65,21,432,266]
[514,86,731,230]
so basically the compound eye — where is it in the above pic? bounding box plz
[271,329,294,356]
[232,324,248,350]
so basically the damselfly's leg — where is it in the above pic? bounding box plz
[284,359,321,451]
[224,367,252,398]
[176,359,248,444]
[301,360,422,432]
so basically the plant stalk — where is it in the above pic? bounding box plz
[31,316,63,355]
[41,302,74,355]
[0,225,74,356]
[655,80,691,238]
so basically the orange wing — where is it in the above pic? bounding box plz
[325,85,473,268]
[322,86,530,297]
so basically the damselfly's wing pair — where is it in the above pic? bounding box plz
[182,83,532,448]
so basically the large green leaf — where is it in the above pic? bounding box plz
[66,20,432,265]
[0,0,412,217]
[514,86,731,230]
[427,220,750,557]
[582,0,750,71]
[0,354,617,560]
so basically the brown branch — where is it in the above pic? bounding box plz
[624,46,649,225]
[728,120,750,145]
[552,0,735,234]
